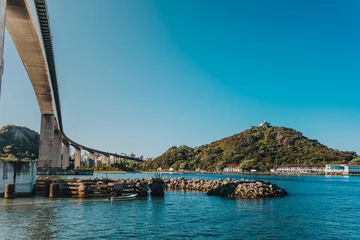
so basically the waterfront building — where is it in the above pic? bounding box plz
[223,164,242,172]
[276,165,325,173]
[344,165,360,174]
[0,161,36,196]
[325,164,344,173]
[325,164,360,174]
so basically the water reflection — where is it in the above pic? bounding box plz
[26,201,56,240]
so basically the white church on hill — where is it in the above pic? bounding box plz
[258,120,271,128]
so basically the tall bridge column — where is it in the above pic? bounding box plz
[104,155,109,166]
[62,141,70,169]
[74,148,81,169]
[89,152,94,167]
[94,152,100,166]
[53,129,61,168]
[38,114,54,167]
[0,0,5,99]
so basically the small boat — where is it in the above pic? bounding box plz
[110,193,137,201]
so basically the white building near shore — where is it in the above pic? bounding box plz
[276,165,324,173]
[325,164,360,174]
[223,164,242,173]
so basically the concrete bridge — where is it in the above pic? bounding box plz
[0,0,143,169]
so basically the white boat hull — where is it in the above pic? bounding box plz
[110,194,137,201]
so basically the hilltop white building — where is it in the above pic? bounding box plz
[259,120,271,128]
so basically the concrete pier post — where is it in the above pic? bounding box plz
[4,184,15,199]
[62,141,70,169]
[0,0,6,99]
[53,129,61,168]
[38,114,55,167]
[74,148,81,169]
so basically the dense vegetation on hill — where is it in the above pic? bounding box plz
[0,125,39,161]
[1,124,357,172]
[146,126,358,172]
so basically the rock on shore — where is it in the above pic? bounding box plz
[163,177,287,199]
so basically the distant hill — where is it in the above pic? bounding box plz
[0,125,39,160]
[148,126,358,171]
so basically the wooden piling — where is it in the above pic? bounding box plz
[49,183,59,198]
[78,182,88,198]
[4,184,15,199]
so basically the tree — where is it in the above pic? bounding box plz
[349,157,360,165]
[216,161,226,171]
[3,145,13,154]
[240,159,257,171]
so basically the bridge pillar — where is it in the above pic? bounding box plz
[94,152,100,166]
[38,114,54,167]
[62,141,70,169]
[103,155,109,166]
[53,129,61,168]
[74,148,81,169]
[89,152,95,167]
[0,0,5,99]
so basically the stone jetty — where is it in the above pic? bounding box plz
[34,177,287,199]
[163,178,287,198]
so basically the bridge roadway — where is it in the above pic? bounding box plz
[0,0,143,168]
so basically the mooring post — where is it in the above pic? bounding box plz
[49,183,59,198]
[4,184,15,199]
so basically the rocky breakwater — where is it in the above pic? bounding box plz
[163,178,287,199]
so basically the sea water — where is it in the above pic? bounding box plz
[0,173,359,239]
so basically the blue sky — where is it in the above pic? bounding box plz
[0,0,359,157]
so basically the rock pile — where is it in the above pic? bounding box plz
[163,177,287,199]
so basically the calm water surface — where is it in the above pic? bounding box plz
[1,173,359,239]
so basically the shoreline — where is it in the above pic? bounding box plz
[92,170,360,177]
[94,170,126,174]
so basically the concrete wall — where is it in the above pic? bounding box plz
[0,161,37,196]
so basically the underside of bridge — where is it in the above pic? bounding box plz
[0,0,143,168]
[6,0,54,114]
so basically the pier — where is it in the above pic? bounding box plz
[35,178,151,198]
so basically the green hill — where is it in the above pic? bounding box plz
[148,126,357,172]
[0,125,39,160]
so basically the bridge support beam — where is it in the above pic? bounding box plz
[38,114,54,167]
[0,0,5,99]
[74,148,81,169]
[62,141,70,169]
[53,129,61,168]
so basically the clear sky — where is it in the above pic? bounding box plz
[0,0,359,157]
